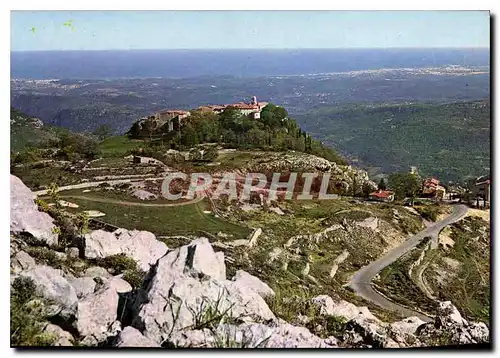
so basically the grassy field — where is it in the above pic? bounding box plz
[66,197,251,240]
[98,136,147,158]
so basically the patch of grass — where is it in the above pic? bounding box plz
[25,247,65,269]
[122,268,147,289]
[96,253,137,274]
[68,198,250,239]
[98,136,147,158]
[415,205,439,222]
[398,216,423,235]
[11,277,56,347]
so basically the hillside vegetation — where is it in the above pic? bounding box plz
[295,100,490,182]
[128,103,347,165]
[10,107,60,152]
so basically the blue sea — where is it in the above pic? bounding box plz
[10,48,490,79]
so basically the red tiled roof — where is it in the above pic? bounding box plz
[231,103,259,110]
[424,178,440,186]
[369,190,394,198]
[159,109,188,115]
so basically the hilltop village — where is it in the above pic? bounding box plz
[132,96,269,135]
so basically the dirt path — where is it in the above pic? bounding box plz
[34,176,167,196]
[413,252,437,301]
[348,204,469,322]
[58,193,205,207]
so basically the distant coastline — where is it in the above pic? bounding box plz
[10,48,490,80]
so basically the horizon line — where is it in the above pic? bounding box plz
[10,46,491,53]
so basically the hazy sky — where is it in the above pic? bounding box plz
[11,11,490,51]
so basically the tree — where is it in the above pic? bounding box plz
[378,178,387,190]
[181,124,199,147]
[141,119,156,141]
[128,121,141,138]
[93,124,113,141]
[388,172,421,203]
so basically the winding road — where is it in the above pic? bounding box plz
[348,204,469,322]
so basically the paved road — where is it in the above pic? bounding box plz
[348,204,469,322]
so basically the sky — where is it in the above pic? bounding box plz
[11,10,490,51]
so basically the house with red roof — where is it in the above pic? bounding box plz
[422,177,447,200]
[199,96,269,119]
[368,189,395,202]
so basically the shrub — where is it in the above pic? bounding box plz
[11,277,56,347]
[416,206,439,222]
[25,247,65,269]
[97,254,137,274]
[122,268,147,289]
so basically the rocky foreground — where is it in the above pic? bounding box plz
[10,174,489,348]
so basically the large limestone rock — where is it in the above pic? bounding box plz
[231,270,275,298]
[133,238,275,345]
[389,316,426,337]
[107,275,133,293]
[11,250,36,274]
[76,283,119,345]
[84,228,168,271]
[10,175,58,246]
[170,322,338,348]
[68,276,97,299]
[311,295,377,321]
[416,301,489,345]
[343,316,397,348]
[83,266,112,279]
[114,327,161,347]
[19,265,78,319]
[131,189,158,201]
[43,323,74,346]
[435,301,468,327]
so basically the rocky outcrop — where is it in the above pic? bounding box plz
[310,295,489,348]
[83,266,112,279]
[311,296,377,322]
[231,270,275,299]
[84,229,168,271]
[69,277,97,299]
[416,301,489,345]
[169,321,338,348]
[242,152,376,197]
[76,283,120,345]
[114,327,161,348]
[132,238,275,344]
[11,250,36,275]
[43,323,74,346]
[131,189,158,201]
[19,265,78,319]
[10,175,58,246]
